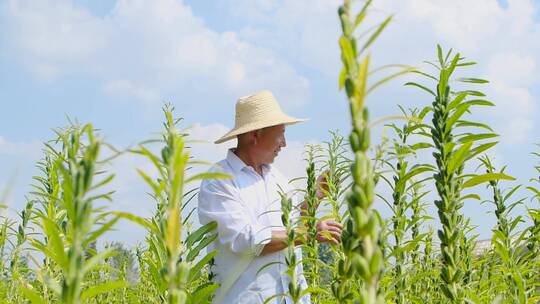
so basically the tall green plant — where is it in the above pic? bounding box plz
[526,144,540,255]
[479,155,528,303]
[322,131,350,224]
[335,0,410,302]
[279,191,305,304]
[382,107,433,303]
[301,144,323,292]
[23,124,125,304]
[407,45,514,301]
[129,104,228,304]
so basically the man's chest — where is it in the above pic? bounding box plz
[235,172,287,228]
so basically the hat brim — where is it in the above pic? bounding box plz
[214,115,308,144]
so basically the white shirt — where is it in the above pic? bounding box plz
[198,149,309,304]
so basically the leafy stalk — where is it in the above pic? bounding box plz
[335,0,403,302]
[480,155,527,303]
[130,104,226,304]
[408,45,514,302]
[383,108,433,303]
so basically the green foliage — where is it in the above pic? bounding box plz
[335,0,408,302]
[21,123,124,304]
[300,144,323,293]
[407,45,514,302]
[126,104,226,304]
[380,107,433,304]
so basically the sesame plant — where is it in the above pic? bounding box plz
[301,144,323,292]
[278,191,306,304]
[22,123,126,304]
[322,131,351,224]
[380,107,433,303]
[127,104,228,304]
[407,45,515,302]
[335,0,413,302]
[479,155,529,303]
[526,144,540,255]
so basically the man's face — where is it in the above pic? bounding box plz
[255,124,286,164]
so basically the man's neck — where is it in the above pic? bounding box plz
[233,147,264,176]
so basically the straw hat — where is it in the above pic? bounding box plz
[214,90,307,144]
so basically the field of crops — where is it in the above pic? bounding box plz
[1,0,539,303]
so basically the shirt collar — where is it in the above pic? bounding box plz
[226,149,247,174]
[226,148,271,176]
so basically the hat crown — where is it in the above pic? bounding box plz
[234,90,283,128]
[214,90,306,144]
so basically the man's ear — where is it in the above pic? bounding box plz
[252,130,261,145]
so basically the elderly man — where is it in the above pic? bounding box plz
[198,90,343,304]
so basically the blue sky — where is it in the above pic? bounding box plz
[1,0,539,245]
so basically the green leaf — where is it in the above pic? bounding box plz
[456,61,476,67]
[437,44,444,66]
[527,186,540,199]
[84,216,119,246]
[185,221,217,248]
[447,92,468,110]
[367,67,414,95]
[411,70,438,81]
[460,194,481,201]
[360,15,393,53]
[446,53,460,79]
[410,142,433,150]
[189,250,219,282]
[445,103,471,133]
[462,173,515,188]
[455,121,494,132]
[83,248,116,274]
[137,169,161,196]
[338,67,347,89]
[353,8,367,28]
[465,141,498,160]
[418,106,432,119]
[462,99,495,107]
[186,234,217,262]
[403,165,433,181]
[459,90,486,97]
[20,286,46,304]
[458,133,498,144]
[39,214,68,268]
[339,36,355,70]
[404,82,436,96]
[80,281,129,301]
[89,173,115,191]
[448,142,472,175]
[112,212,159,235]
[458,77,489,84]
[190,283,220,304]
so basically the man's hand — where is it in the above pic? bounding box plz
[316,219,343,245]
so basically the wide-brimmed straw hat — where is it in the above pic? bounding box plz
[214,90,307,144]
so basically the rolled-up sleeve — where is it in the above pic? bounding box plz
[198,179,272,256]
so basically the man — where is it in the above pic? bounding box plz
[198,90,343,304]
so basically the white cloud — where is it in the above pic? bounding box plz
[482,52,537,143]
[1,0,310,107]
[103,79,160,104]
[403,0,504,52]
[220,0,540,145]
[378,0,540,145]
[230,0,342,77]
[0,136,41,158]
